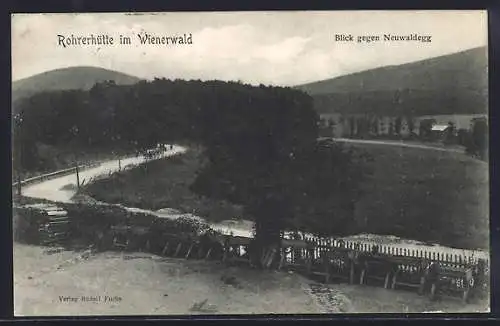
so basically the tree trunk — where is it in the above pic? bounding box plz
[248,199,285,269]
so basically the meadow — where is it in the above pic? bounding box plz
[351,143,488,250]
[82,147,249,223]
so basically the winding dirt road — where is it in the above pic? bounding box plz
[22,146,187,203]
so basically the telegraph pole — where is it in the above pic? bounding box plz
[75,160,80,189]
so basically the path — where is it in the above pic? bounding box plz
[329,137,466,154]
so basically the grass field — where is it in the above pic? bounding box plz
[352,144,488,250]
[82,144,489,250]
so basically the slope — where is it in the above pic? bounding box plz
[12,66,142,104]
[296,47,487,116]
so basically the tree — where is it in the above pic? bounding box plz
[191,85,371,268]
[467,118,488,160]
[190,84,317,266]
[419,118,436,140]
[444,121,456,144]
[349,116,356,137]
[394,116,402,137]
[328,118,336,135]
[388,120,395,136]
[407,116,415,136]
[371,117,379,135]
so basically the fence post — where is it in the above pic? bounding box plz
[75,165,80,189]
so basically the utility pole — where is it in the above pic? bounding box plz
[75,154,80,189]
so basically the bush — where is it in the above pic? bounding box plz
[13,198,223,252]
[59,202,221,250]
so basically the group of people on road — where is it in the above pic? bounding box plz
[137,143,174,160]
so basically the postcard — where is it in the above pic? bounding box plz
[12,11,489,316]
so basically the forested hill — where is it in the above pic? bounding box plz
[295,46,488,116]
[12,66,142,107]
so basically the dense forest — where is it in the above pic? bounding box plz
[13,78,372,266]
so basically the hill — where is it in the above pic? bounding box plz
[12,66,142,105]
[296,47,488,116]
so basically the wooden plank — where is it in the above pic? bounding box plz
[205,247,213,260]
[185,243,194,259]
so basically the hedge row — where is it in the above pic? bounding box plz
[13,200,225,255]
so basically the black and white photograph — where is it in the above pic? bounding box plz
[11,11,489,316]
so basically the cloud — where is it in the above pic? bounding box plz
[11,11,488,86]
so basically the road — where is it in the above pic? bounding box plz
[329,138,466,154]
[22,146,187,203]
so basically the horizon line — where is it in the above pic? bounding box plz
[12,45,487,86]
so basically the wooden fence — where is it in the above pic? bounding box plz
[283,234,487,269]
[276,233,489,302]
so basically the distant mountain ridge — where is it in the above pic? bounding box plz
[296,46,488,116]
[12,66,142,105]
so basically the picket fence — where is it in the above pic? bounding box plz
[283,234,488,270]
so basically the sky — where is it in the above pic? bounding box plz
[11,11,488,86]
